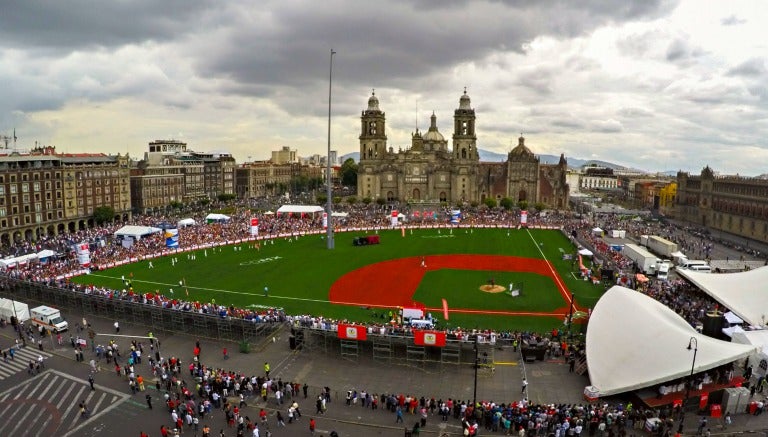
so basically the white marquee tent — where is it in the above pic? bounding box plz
[114,225,162,240]
[586,286,756,396]
[676,267,768,328]
[276,205,324,215]
[177,218,197,228]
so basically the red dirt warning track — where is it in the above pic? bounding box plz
[329,254,578,316]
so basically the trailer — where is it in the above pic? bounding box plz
[646,236,678,258]
[623,243,659,275]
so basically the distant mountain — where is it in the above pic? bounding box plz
[340,149,646,173]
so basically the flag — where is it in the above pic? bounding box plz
[442,298,449,320]
[413,330,446,347]
[337,324,366,341]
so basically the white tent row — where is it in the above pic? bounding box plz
[676,266,768,328]
[578,248,594,257]
[0,249,61,269]
[114,225,162,240]
[586,286,756,396]
[205,213,230,223]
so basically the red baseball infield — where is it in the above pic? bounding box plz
[329,254,582,317]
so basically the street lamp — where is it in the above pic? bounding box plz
[325,48,336,250]
[678,337,698,434]
[567,292,575,339]
[473,335,479,409]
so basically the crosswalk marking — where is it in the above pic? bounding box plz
[0,347,52,379]
[0,369,130,436]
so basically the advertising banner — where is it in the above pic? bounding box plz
[250,218,259,236]
[520,210,528,227]
[413,330,446,347]
[76,243,91,267]
[390,211,399,227]
[322,212,328,229]
[337,324,367,341]
[165,228,179,249]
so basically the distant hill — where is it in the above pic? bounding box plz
[340,149,646,173]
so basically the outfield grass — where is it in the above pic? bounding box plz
[72,228,603,332]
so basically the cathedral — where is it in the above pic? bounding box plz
[356,90,569,209]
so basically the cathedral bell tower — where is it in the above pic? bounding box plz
[452,88,478,161]
[359,90,387,161]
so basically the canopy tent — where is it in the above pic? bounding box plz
[676,267,768,328]
[592,227,603,235]
[722,325,745,338]
[114,225,162,240]
[36,249,57,263]
[331,212,348,218]
[586,286,756,396]
[276,205,324,216]
[205,213,230,223]
[731,330,768,377]
[263,211,275,215]
[177,218,197,228]
[578,248,594,257]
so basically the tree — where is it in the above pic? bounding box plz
[346,196,357,205]
[93,206,115,225]
[518,200,528,210]
[500,197,514,210]
[362,197,372,205]
[483,198,497,208]
[217,194,236,202]
[316,194,328,204]
[534,202,547,212]
[332,196,342,205]
[375,197,386,206]
[340,158,358,187]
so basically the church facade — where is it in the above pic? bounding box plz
[356,91,569,209]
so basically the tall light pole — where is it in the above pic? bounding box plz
[326,48,336,249]
[678,337,698,434]
[473,335,479,409]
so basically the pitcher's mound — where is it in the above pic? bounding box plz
[479,285,506,293]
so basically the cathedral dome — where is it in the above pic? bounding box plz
[509,135,536,160]
[367,91,380,111]
[423,112,445,142]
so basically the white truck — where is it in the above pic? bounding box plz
[623,243,659,275]
[656,261,671,281]
[30,305,68,333]
[646,236,678,258]
[0,298,30,324]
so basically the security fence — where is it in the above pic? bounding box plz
[0,277,280,345]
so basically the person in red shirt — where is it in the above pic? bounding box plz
[140,432,149,437]
[160,425,169,437]
[309,418,316,435]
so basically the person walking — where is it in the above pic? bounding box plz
[521,378,528,394]
[88,374,95,391]
[309,418,316,435]
[114,321,120,334]
[223,347,229,360]
[146,394,153,409]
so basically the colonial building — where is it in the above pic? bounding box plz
[235,161,294,199]
[192,151,236,198]
[356,90,569,208]
[0,145,131,247]
[676,167,768,244]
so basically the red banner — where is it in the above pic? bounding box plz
[710,404,721,418]
[672,399,683,408]
[250,218,259,227]
[699,393,709,409]
[413,330,446,347]
[337,324,367,341]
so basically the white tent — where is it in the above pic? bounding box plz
[724,311,744,325]
[263,211,275,215]
[276,205,324,215]
[331,212,349,218]
[586,286,756,396]
[731,330,768,377]
[114,225,162,240]
[722,325,745,338]
[676,267,768,328]
[578,248,594,257]
[177,218,197,228]
[592,227,603,236]
[205,213,231,223]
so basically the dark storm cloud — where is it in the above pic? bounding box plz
[665,38,704,62]
[193,0,676,96]
[0,0,214,49]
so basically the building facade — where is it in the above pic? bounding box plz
[0,146,131,246]
[676,167,768,244]
[356,90,569,208]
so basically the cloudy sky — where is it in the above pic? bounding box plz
[1,0,766,175]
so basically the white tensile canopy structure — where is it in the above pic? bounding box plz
[578,248,593,257]
[114,226,162,240]
[177,218,197,228]
[586,286,756,396]
[276,205,324,215]
[676,267,768,328]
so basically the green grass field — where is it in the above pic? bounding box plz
[72,228,604,332]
